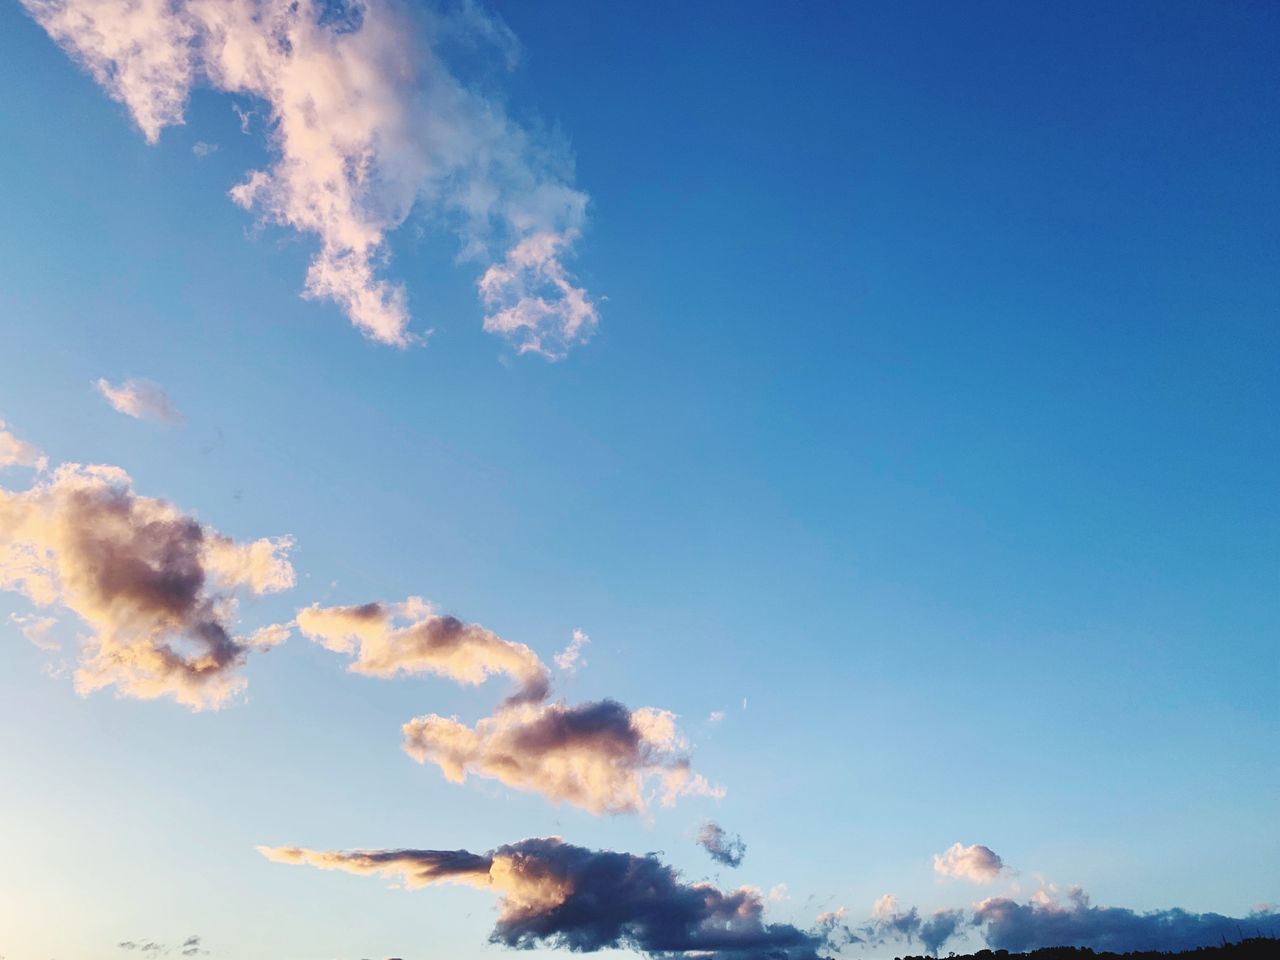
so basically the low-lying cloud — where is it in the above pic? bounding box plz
[260,836,827,960]
[95,378,185,424]
[402,698,722,815]
[0,461,294,708]
[24,0,598,356]
[296,597,550,707]
[932,842,1006,884]
[697,820,746,868]
[974,888,1280,953]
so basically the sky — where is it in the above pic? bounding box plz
[0,2,1277,959]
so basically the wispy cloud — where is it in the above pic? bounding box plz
[9,612,60,651]
[0,419,47,471]
[402,699,722,816]
[0,461,294,709]
[554,627,589,675]
[95,378,185,424]
[932,842,1006,884]
[296,597,550,707]
[24,0,598,355]
[260,836,826,960]
[697,821,746,868]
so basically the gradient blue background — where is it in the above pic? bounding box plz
[0,2,1276,958]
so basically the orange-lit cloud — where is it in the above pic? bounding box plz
[0,461,294,708]
[259,836,824,960]
[402,699,722,816]
[296,597,550,707]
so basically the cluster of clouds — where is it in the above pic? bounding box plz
[825,847,1280,958]
[23,0,598,357]
[1,417,720,817]
[260,837,825,960]
[118,936,204,957]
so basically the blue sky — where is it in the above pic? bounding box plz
[0,2,1276,959]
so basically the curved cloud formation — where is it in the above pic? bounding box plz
[23,0,597,356]
[932,842,1005,884]
[0,420,47,471]
[296,597,550,706]
[259,836,826,960]
[95,378,185,424]
[0,461,294,708]
[697,820,746,868]
[402,699,722,815]
[974,889,1280,954]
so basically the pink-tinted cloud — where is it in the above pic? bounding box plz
[295,597,550,706]
[260,836,825,960]
[0,462,294,708]
[95,378,185,424]
[402,698,722,816]
[24,0,597,353]
[0,419,47,471]
[932,842,1006,884]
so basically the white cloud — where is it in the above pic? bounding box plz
[553,627,589,674]
[95,378,185,424]
[25,0,598,354]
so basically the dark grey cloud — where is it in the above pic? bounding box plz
[261,836,828,960]
[974,889,1280,953]
[696,821,746,868]
[920,909,965,956]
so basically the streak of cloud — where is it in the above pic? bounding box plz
[296,597,550,707]
[553,627,588,675]
[402,698,722,816]
[23,0,598,355]
[0,461,294,708]
[260,836,827,960]
[95,378,185,424]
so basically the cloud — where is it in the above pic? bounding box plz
[974,889,1280,953]
[296,597,550,707]
[920,908,965,956]
[0,462,294,708]
[553,627,588,675]
[260,836,827,960]
[24,0,598,354]
[697,821,746,868]
[117,936,205,957]
[932,842,1005,884]
[10,612,60,650]
[95,378,185,424]
[191,140,217,157]
[0,420,47,471]
[402,698,722,816]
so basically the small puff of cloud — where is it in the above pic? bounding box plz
[259,836,826,960]
[933,842,1006,884]
[0,420,47,471]
[95,378,185,424]
[696,821,746,868]
[402,698,722,816]
[553,627,589,675]
[0,462,294,709]
[295,597,550,707]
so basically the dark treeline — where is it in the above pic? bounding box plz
[895,936,1279,960]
